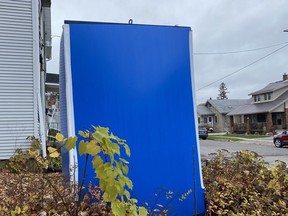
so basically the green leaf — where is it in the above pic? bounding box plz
[48,147,60,158]
[123,144,131,157]
[65,136,78,150]
[86,140,101,156]
[78,140,86,156]
[55,133,64,142]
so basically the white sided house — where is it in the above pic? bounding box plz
[0,0,51,159]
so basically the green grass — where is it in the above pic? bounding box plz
[208,134,269,141]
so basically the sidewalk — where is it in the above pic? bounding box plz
[239,136,273,146]
[208,132,274,146]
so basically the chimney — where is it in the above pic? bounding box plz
[283,73,288,81]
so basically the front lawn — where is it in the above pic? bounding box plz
[208,134,269,141]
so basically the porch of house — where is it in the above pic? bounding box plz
[230,111,288,134]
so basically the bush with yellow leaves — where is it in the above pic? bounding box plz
[203,150,288,215]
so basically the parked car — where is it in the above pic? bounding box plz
[273,130,288,147]
[199,127,208,140]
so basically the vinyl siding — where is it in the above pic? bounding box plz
[0,0,35,159]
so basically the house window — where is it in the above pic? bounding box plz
[215,116,218,123]
[251,115,257,123]
[257,113,266,122]
[264,93,271,101]
[198,117,200,124]
[204,117,207,124]
[208,117,212,122]
[268,93,271,100]
[257,95,260,102]
[254,96,257,102]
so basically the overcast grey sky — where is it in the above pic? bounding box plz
[47,0,288,104]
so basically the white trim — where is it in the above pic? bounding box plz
[269,99,288,113]
[32,0,47,156]
[32,0,39,137]
[38,92,47,158]
[189,30,205,189]
[63,24,78,183]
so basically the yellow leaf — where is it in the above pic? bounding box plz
[139,206,148,216]
[48,147,60,158]
[55,133,64,142]
[28,149,37,157]
[124,177,133,190]
[103,192,111,202]
[123,144,131,157]
[65,136,78,150]
[78,130,88,138]
[86,140,101,156]
[122,165,129,175]
[23,205,29,212]
[92,156,103,169]
[111,201,126,216]
[119,158,129,164]
[79,140,86,156]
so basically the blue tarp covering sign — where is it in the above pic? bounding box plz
[60,21,205,215]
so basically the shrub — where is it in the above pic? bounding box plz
[6,136,48,173]
[0,172,112,215]
[1,125,188,215]
[203,150,288,215]
[55,126,149,216]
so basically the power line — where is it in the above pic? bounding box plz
[194,41,288,55]
[196,43,288,91]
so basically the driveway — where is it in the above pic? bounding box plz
[199,138,288,165]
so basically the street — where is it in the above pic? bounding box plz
[200,138,288,165]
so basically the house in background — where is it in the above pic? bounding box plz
[197,105,214,129]
[0,0,51,159]
[228,73,288,134]
[204,99,250,132]
[198,73,288,134]
[197,99,250,132]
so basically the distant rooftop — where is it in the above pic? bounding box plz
[197,105,214,116]
[206,99,251,114]
[249,73,288,95]
[228,91,288,116]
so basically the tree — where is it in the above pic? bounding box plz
[217,82,229,100]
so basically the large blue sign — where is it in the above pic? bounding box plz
[60,21,205,215]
